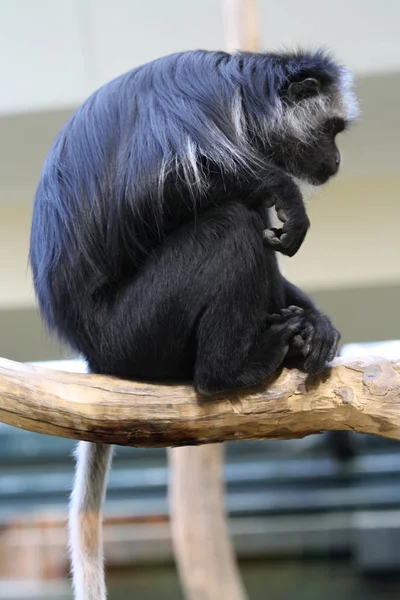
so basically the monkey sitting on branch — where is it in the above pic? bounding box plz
[29,48,359,600]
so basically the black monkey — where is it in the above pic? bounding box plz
[29,49,359,599]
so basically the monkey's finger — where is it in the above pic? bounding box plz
[282,316,304,336]
[280,220,309,255]
[281,307,303,318]
[304,341,324,373]
[263,231,282,246]
[276,209,288,223]
[286,305,304,316]
[301,322,314,356]
[292,334,304,348]
[327,330,341,362]
[272,316,303,338]
[305,331,334,373]
[279,233,299,256]
[264,227,283,239]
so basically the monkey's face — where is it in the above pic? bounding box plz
[296,117,346,185]
[268,117,347,187]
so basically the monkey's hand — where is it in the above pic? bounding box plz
[268,305,304,322]
[294,311,340,373]
[263,207,310,257]
[267,305,305,354]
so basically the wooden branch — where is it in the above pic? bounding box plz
[0,356,400,446]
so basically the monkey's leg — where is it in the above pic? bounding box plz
[195,310,303,395]
[69,441,113,600]
[188,203,300,395]
[283,279,341,373]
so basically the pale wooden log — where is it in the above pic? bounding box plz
[222,0,260,52]
[1,356,400,445]
[168,445,247,600]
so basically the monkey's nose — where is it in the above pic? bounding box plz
[335,150,341,167]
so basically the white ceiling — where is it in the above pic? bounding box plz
[1,0,400,116]
[259,0,400,77]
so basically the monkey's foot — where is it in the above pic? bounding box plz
[294,311,340,373]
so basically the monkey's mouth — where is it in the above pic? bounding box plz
[312,174,331,186]
[310,168,339,186]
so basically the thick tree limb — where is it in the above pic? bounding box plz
[0,356,399,446]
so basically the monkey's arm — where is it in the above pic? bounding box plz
[256,170,310,257]
[283,280,341,372]
[284,280,317,311]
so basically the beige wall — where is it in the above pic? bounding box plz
[283,175,400,290]
[0,203,33,309]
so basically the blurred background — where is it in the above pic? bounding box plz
[0,1,399,598]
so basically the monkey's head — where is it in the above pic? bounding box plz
[255,50,360,189]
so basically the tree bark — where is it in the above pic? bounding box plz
[0,356,399,446]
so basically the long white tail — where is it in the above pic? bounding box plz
[69,441,113,600]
